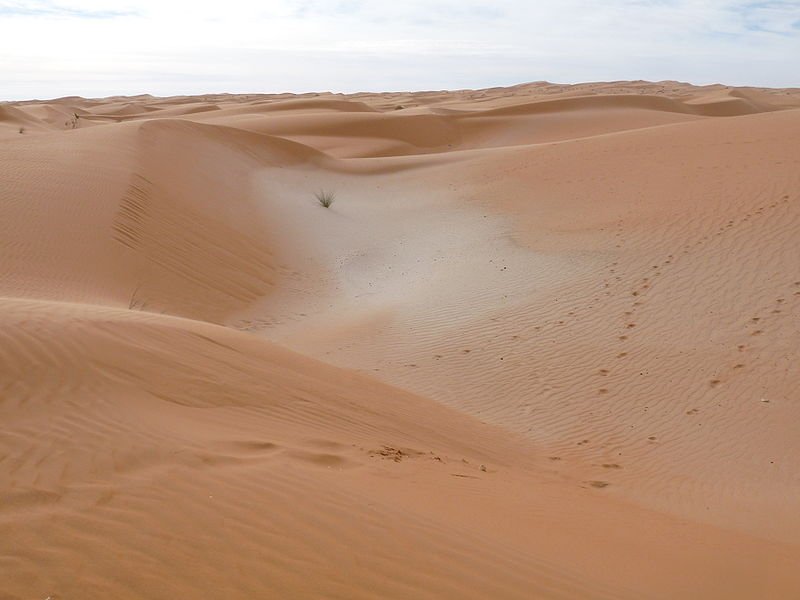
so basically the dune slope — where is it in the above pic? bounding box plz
[2,80,800,599]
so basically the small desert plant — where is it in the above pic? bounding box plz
[18,127,24,134]
[315,189,335,208]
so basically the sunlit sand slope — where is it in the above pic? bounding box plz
[2,80,800,599]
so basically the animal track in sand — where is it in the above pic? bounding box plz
[220,440,281,454]
[304,439,349,451]
[369,446,417,462]
[289,451,358,469]
[588,480,610,489]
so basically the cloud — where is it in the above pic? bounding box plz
[1,0,797,99]
[0,0,138,18]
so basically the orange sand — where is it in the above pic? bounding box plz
[2,80,800,599]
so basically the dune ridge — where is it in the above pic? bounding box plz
[2,80,800,599]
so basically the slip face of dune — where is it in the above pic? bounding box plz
[2,80,800,599]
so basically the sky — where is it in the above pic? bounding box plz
[1,0,799,100]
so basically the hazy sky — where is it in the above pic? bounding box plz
[2,0,798,99]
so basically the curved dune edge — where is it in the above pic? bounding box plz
[2,296,799,599]
[1,117,329,323]
[2,81,800,598]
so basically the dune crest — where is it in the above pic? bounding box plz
[2,80,800,599]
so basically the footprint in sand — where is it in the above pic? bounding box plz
[214,440,281,456]
[588,480,610,489]
[289,450,358,469]
[368,445,424,463]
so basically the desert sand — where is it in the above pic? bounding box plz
[2,80,800,599]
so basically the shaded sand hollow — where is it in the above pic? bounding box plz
[2,80,800,599]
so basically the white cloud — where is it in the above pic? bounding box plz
[1,0,798,99]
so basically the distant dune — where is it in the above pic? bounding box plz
[2,80,800,599]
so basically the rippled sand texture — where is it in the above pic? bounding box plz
[2,80,800,599]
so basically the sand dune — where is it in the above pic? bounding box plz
[2,81,800,598]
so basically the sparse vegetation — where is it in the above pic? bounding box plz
[315,190,335,208]
[18,127,24,134]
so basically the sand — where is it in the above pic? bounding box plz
[2,80,800,599]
